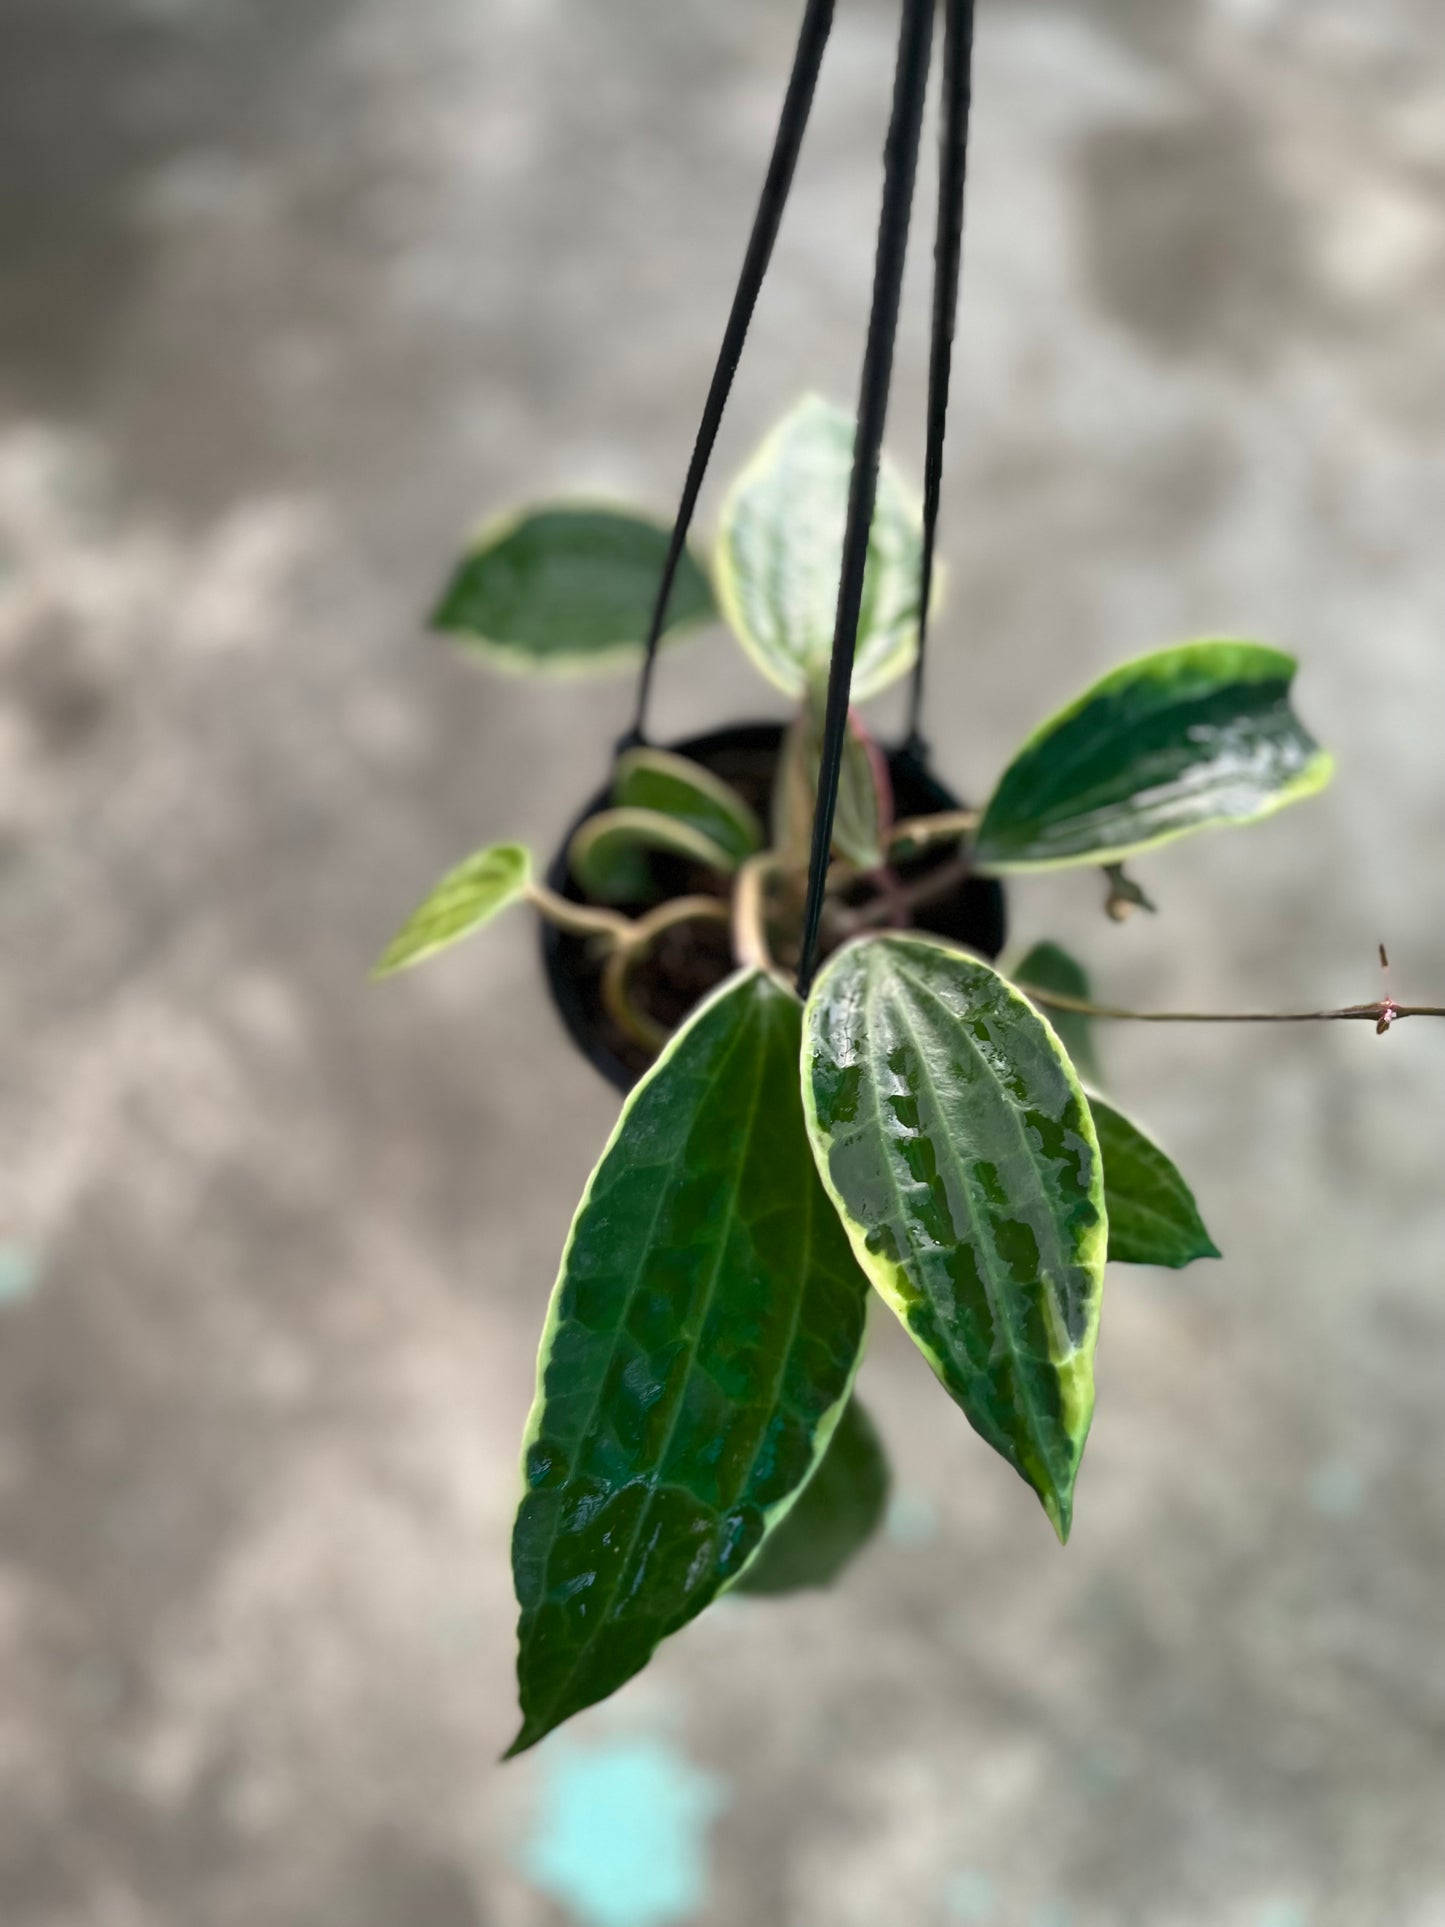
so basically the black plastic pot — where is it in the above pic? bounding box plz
[540,721,1007,1095]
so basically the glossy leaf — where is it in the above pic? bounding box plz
[1092,1097,1220,1269]
[433,504,715,673]
[715,396,925,703]
[569,807,736,906]
[510,971,871,1754]
[1013,940,1102,1087]
[733,1397,890,1597]
[803,936,1105,1540]
[612,747,764,865]
[372,842,530,977]
[975,641,1334,871]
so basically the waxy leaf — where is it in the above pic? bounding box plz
[510,971,871,1753]
[803,936,1106,1540]
[569,807,736,906]
[434,504,716,673]
[372,842,530,977]
[715,396,925,703]
[1092,1097,1220,1269]
[734,1396,890,1597]
[612,748,764,865]
[1013,940,1102,1087]
[975,641,1334,871]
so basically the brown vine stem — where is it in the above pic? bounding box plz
[525,881,636,945]
[888,808,979,854]
[1017,984,1445,1030]
[601,896,733,1054]
[835,850,974,936]
[733,854,783,975]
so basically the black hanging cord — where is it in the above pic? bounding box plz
[905,0,976,760]
[796,0,935,998]
[622,0,836,751]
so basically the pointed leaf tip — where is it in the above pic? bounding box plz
[373,842,531,977]
[802,935,1106,1538]
[510,969,870,1749]
[1092,1096,1221,1269]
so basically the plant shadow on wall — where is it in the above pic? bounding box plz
[372,0,1444,1759]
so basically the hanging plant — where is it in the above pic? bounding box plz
[374,0,1441,1757]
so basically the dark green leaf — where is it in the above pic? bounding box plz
[510,971,871,1754]
[568,806,736,905]
[1013,941,1102,1087]
[975,641,1334,871]
[803,936,1105,1541]
[612,748,764,864]
[733,1397,890,1596]
[1092,1096,1220,1269]
[372,842,530,977]
[433,504,715,672]
[716,396,924,702]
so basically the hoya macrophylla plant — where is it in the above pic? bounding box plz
[361,383,1445,1754]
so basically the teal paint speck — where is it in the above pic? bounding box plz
[0,1245,40,1308]
[1309,1457,1365,1519]
[886,1490,939,1548]
[521,1737,727,1927]
[943,1868,996,1921]
[1030,1905,1074,1927]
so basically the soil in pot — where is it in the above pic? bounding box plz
[541,722,1007,1094]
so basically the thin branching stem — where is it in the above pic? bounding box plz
[526,882,635,945]
[600,897,734,1053]
[1017,984,1445,1028]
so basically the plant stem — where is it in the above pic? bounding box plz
[1016,984,1445,1029]
[526,882,635,945]
[733,854,782,974]
[601,897,734,1054]
[888,808,979,853]
[837,850,974,934]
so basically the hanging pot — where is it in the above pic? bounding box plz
[540,721,1006,1094]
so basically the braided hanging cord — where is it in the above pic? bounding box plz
[623,0,836,750]
[795,0,936,997]
[907,0,977,758]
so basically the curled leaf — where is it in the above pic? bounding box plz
[976,641,1334,872]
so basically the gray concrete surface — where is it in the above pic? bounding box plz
[3,0,1445,1922]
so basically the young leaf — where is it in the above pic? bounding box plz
[715,395,925,703]
[612,747,764,865]
[433,504,715,673]
[732,1396,890,1597]
[802,935,1106,1541]
[1092,1097,1220,1269]
[772,691,890,871]
[1013,940,1103,1087]
[974,641,1334,871]
[372,843,531,977]
[510,971,871,1755]
[569,806,736,905]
